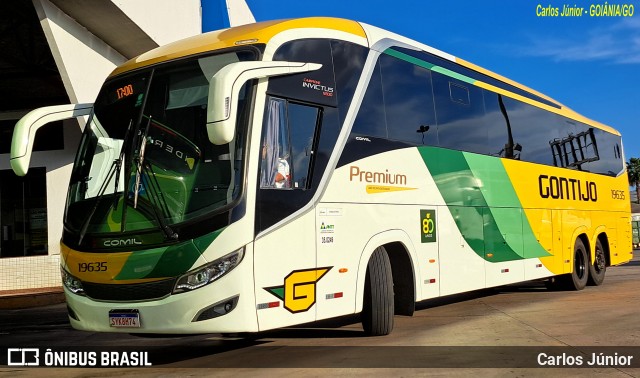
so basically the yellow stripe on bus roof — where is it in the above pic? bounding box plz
[456,57,620,135]
[456,58,561,107]
[110,17,366,77]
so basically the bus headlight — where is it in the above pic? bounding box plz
[173,248,244,294]
[61,268,85,295]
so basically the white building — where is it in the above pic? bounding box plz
[0,0,254,292]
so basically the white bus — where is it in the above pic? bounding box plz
[11,17,632,336]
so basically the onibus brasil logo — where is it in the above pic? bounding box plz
[264,267,332,313]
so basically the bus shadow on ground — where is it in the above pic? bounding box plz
[415,288,499,311]
[144,290,510,366]
[619,259,640,267]
[230,289,503,341]
[493,280,550,293]
[132,278,623,366]
[135,327,365,366]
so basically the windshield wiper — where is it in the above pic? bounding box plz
[133,116,151,209]
[113,120,132,210]
[139,160,178,240]
[130,115,178,241]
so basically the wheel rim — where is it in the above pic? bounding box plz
[595,247,606,272]
[575,248,586,279]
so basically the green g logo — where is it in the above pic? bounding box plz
[420,209,436,243]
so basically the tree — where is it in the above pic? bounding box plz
[627,158,640,204]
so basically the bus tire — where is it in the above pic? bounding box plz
[361,246,394,336]
[587,239,606,286]
[560,238,589,291]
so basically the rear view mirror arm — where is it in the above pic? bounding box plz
[10,103,93,176]
[206,61,321,145]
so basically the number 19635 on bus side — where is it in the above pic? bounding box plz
[611,189,625,200]
[78,262,107,272]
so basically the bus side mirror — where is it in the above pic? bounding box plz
[206,61,322,145]
[10,103,93,176]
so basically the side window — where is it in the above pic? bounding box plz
[352,61,387,138]
[483,91,510,157]
[503,97,561,166]
[379,53,437,145]
[432,72,488,154]
[331,40,369,123]
[581,127,623,176]
[550,119,593,170]
[289,103,320,188]
[352,54,438,146]
[260,97,320,190]
[269,39,336,107]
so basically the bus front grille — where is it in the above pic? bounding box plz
[81,278,177,301]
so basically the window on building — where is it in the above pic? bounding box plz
[0,168,48,258]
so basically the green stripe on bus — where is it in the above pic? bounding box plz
[193,227,225,252]
[418,146,549,262]
[463,152,521,207]
[144,241,203,278]
[114,247,167,280]
[383,49,476,85]
[115,228,225,280]
[431,66,475,85]
[463,152,551,258]
[114,242,200,280]
[383,48,436,70]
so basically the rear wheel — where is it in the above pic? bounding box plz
[361,246,394,336]
[587,239,606,286]
[559,238,589,290]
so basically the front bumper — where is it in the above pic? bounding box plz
[64,257,257,334]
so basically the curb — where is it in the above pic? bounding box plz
[0,288,65,310]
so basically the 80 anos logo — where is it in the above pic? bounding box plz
[420,209,436,243]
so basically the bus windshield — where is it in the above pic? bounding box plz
[65,50,256,239]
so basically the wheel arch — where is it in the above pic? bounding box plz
[595,232,611,267]
[568,226,588,272]
[577,232,591,257]
[354,230,419,314]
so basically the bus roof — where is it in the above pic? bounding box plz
[109,17,619,136]
[109,17,366,77]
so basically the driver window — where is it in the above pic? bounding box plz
[260,97,320,190]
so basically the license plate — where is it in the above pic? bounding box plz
[109,310,141,328]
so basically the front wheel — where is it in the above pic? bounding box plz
[361,246,394,336]
[587,239,606,286]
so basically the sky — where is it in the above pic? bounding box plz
[212,1,640,160]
